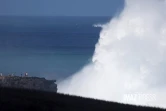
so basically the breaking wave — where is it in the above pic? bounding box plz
[93,24,103,28]
[58,0,166,108]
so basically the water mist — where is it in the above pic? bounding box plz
[58,0,166,108]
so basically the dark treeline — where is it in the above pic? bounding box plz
[0,87,165,111]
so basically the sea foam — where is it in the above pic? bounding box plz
[58,0,166,108]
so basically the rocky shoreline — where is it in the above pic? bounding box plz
[0,76,57,92]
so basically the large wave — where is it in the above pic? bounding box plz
[58,0,166,108]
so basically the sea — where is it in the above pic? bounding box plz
[0,16,110,80]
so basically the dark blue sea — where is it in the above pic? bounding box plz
[0,16,110,80]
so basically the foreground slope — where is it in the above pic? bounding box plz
[0,87,165,111]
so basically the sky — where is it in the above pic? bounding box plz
[0,0,124,16]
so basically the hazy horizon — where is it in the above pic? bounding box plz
[0,0,124,16]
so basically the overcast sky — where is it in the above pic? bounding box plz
[0,0,124,16]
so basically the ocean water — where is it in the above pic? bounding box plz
[0,16,110,80]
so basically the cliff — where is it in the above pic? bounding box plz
[0,87,165,111]
[0,76,57,92]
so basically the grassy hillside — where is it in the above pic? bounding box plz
[0,87,165,111]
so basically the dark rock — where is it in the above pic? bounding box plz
[0,76,57,92]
